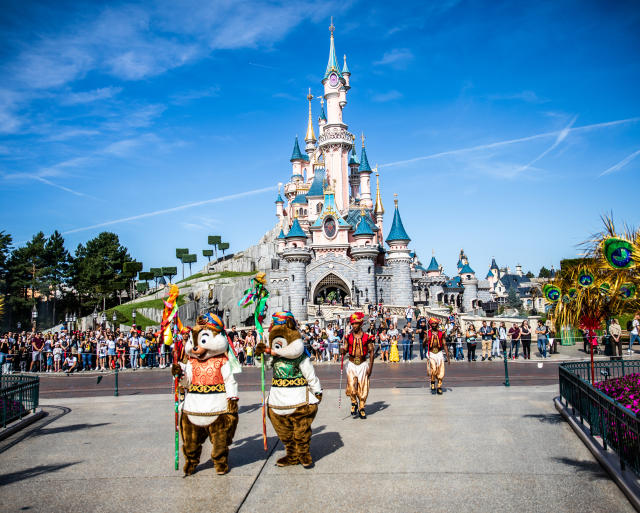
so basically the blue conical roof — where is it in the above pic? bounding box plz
[349,146,359,166]
[285,218,306,239]
[386,201,411,243]
[275,193,284,203]
[318,106,326,122]
[359,145,372,172]
[342,54,350,74]
[324,32,343,79]
[307,168,325,197]
[460,263,475,274]
[486,270,494,279]
[354,215,374,237]
[277,229,285,239]
[291,194,308,204]
[290,137,304,162]
[426,256,439,272]
[490,258,499,270]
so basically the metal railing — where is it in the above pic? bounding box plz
[1,373,40,428]
[559,361,640,476]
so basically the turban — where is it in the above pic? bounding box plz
[350,312,365,324]
[200,312,225,333]
[272,311,295,326]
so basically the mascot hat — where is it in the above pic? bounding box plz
[272,311,295,326]
[201,312,224,333]
[428,317,440,326]
[350,312,365,325]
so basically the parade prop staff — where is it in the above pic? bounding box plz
[341,312,374,419]
[425,318,447,395]
[239,272,270,450]
[255,311,322,468]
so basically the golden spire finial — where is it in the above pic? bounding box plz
[374,171,384,215]
[432,248,435,256]
[361,132,365,147]
[305,88,316,142]
[329,16,335,36]
[393,193,398,209]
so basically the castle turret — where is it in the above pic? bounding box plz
[342,54,351,89]
[373,172,384,244]
[426,253,441,277]
[352,211,378,304]
[290,136,305,180]
[283,217,311,321]
[386,194,413,306]
[460,260,478,312]
[275,186,284,221]
[358,135,373,209]
[348,146,360,201]
[304,88,317,157]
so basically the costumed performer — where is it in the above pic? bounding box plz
[172,313,241,476]
[424,317,447,395]
[255,311,322,468]
[342,312,375,418]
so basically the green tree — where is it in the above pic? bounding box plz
[162,266,177,283]
[42,230,72,326]
[123,261,143,301]
[525,271,534,278]
[182,254,197,276]
[72,232,132,313]
[150,268,162,290]
[208,235,221,260]
[506,287,522,309]
[139,271,154,289]
[176,248,188,280]
[202,249,213,262]
[538,266,552,279]
[0,231,12,294]
[218,242,230,256]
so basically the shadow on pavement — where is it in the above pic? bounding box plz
[238,403,261,415]
[0,406,71,455]
[32,422,111,436]
[524,413,565,425]
[366,401,389,416]
[552,457,608,478]
[311,429,344,463]
[0,462,81,486]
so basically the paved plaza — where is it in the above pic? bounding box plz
[0,385,634,513]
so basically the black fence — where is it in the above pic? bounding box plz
[1,374,40,428]
[559,360,640,476]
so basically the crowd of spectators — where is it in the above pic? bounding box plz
[1,308,635,374]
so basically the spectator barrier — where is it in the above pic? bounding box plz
[1,374,39,428]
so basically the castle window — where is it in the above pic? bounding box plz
[316,203,322,214]
[368,266,371,274]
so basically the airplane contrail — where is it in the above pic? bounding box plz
[62,185,278,235]
[378,116,639,169]
[599,148,640,177]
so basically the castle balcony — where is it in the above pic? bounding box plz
[318,127,354,150]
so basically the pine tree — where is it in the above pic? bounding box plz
[43,230,72,326]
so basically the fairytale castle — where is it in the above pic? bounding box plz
[259,24,542,322]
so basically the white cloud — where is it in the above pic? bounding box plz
[61,86,122,105]
[170,86,220,105]
[488,90,549,104]
[373,48,414,68]
[599,148,640,177]
[371,90,403,103]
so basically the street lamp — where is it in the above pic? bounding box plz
[112,311,117,330]
[212,298,219,316]
[101,312,107,328]
[92,309,98,330]
[132,309,137,330]
[225,309,230,328]
[31,305,38,332]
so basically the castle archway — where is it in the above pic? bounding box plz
[312,273,351,305]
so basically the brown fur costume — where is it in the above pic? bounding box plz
[256,313,322,468]
[174,316,240,476]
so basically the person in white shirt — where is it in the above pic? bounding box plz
[629,313,640,354]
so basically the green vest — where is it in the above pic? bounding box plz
[272,354,307,387]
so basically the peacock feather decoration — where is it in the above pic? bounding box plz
[545,217,640,332]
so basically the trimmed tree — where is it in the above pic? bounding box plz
[176,248,188,280]
[123,261,143,301]
[162,266,177,284]
[150,268,162,290]
[202,249,213,262]
[218,242,230,257]
[182,254,197,276]
[208,235,221,260]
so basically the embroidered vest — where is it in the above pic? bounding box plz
[189,355,227,394]
[428,330,444,353]
[347,332,371,357]
[272,354,307,387]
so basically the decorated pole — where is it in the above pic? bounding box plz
[239,272,270,451]
[338,353,344,408]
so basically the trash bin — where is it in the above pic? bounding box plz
[603,335,612,356]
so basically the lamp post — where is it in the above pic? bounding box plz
[65,312,70,332]
[72,313,77,332]
[132,309,137,330]
[92,309,98,331]
[101,312,107,329]
[503,344,510,387]
[112,311,117,331]
[225,309,230,328]
[213,298,219,316]
[31,305,38,332]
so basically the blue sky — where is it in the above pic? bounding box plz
[1,0,639,277]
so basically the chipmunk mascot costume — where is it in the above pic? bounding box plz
[342,312,375,419]
[424,317,447,395]
[172,313,241,476]
[255,311,322,468]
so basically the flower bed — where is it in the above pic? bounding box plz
[594,373,640,415]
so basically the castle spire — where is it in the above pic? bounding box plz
[386,193,411,243]
[324,17,342,78]
[374,171,384,215]
[305,88,316,143]
[359,134,372,172]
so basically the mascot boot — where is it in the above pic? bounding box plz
[256,312,322,468]
[172,313,241,475]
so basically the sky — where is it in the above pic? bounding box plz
[1,0,639,278]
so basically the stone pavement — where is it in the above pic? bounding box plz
[0,386,635,513]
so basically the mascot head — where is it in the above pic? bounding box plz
[268,311,303,359]
[186,313,229,360]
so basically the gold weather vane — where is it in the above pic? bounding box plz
[329,16,335,35]
[361,133,366,146]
